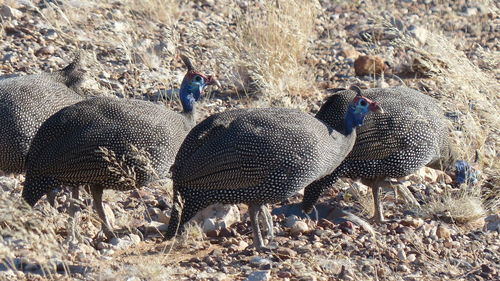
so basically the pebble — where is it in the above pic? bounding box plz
[35,46,55,56]
[285,215,299,228]
[407,254,417,262]
[401,217,424,228]
[0,5,22,19]
[250,257,271,267]
[354,55,388,76]
[290,221,309,235]
[244,270,271,281]
[276,247,297,259]
[397,264,410,272]
[485,214,500,232]
[397,248,407,261]
[436,225,451,240]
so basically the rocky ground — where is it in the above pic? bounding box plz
[0,0,499,280]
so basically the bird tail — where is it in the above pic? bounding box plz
[22,175,58,207]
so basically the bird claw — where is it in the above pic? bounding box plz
[369,216,397,224]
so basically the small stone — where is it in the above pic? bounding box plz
[237,240,249,251]
[340,221,354,234]
[128,234,141,244]
[244,270,270,281]
[35,46,55,56]
[144,221,168,234]
[203,218,217,232]
[317,219,335,229]
[276,247,296,259]
[397,248,407,261]
[340,44,360,59]
[401,217,424,228]
[285,215,299,228]
[397,264,410,272]
[290,221,309,235]
[277,271,293,278]
[354,55,388,76]
[407,254,417,262]
[462,6,478,17]
[485,214,500,232]
[44,29,58,40]
[0,5,22,19]
[422,223,436,237]
[377,267,386,277]
[436,225,451,239]
[250,257,271,267]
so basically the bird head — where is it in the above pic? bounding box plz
[179,55,220,113]
[345,86,384,130]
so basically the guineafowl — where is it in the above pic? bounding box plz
[22,55,218,239]
[302,87,454,223]
[0,56,86,174]
[165,87,383,249]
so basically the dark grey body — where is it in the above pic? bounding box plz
[165,107,358,247]
[0,62,85,173]
[23,97,193,206]
[302,87,452,221]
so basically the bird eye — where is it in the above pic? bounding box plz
[194,75,203,82]
[360,100,367,106]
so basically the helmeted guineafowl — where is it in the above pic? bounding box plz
[0,56,86,174]
[165,87,383,249]
[22,55,218,239]
[302,86,454,223]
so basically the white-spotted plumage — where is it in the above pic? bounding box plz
[165,89,381,249]
[0,57,85,173]
[302,87,453,223]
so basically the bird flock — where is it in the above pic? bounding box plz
[0,53,453,250]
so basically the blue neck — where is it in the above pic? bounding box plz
[179,81,200,113]
[344,105,365,135]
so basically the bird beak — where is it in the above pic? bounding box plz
[206,75,221,88]
[370,103,384,114]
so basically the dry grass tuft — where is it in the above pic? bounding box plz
[98,262,174,281]
[418,186,491,225]
[176,222,205,246]
[0,191,69,277]
[123,0,181,25]
[226,0,319,108]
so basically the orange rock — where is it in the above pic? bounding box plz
[436,224,451,239]
[354,55,388,76]
[341,44,360,59]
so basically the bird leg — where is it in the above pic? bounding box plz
[393,181,420,207]
[47,188,58,208]
[90,187,115,240]
[66,187,91,246]
[258,205,274,239]
[371,183,386,224]
[249,204,266,250]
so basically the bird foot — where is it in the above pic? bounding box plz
[369,216,397,224]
